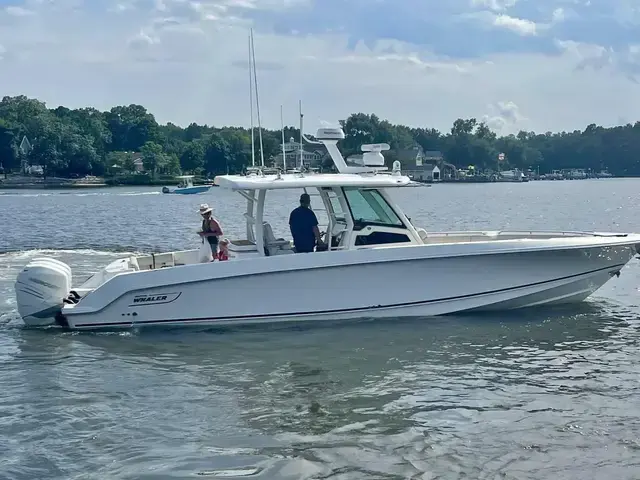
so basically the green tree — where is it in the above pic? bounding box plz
[222,129,253,173]
[106,104,159,151]
[203,133,231,175]
[106,151,136,174]
[0,119,18,177]
[162,153,181,176]
[53,106,112,156]
[140,141,164,177]
[340,113,394,154]
[61,130,100,176]
[180,141,205,173]
[411,127,442,152]
[3,94,640,180]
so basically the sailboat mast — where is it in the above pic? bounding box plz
[280,105,286,172]
[248,33,255,167]
[299,100,303,170]
[250,28,265,168]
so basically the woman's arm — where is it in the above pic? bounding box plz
[208,218,223,236]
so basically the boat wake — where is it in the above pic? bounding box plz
[0,190,160,198]
[0,247,141,259]
[118,191,161,196]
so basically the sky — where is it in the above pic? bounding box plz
[0,0,639,135]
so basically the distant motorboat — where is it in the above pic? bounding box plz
[498,169,526,182]
[162,175,211,195]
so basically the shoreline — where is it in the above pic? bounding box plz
[0,183,109,190]
[0,184,218,190]
[0,183,217,189]
[0,177,215,190]
[0,175,632,190]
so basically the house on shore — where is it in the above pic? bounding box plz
[272,137,326,170]
[19,135,44,175]
[132,153,144,172]
[394,146,442,182]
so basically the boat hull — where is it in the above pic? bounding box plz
[163,185,211,194]
[60,239,640,330]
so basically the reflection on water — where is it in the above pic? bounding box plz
[1,304,638,479]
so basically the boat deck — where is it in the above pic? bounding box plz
[128,230,622,271]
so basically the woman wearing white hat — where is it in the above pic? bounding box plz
[198,203,223,259]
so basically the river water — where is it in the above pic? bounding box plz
[1,179,640,479]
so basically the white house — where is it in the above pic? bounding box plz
[133,157,144,172]
[19,136,44,175]
[411,164,440,182]
[273,137,324,169]
[398,146,442,182]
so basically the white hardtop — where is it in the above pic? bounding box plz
[214,172,411,190]
[207,126,425,258]
[176,175,195,187]
[213,126,412,191]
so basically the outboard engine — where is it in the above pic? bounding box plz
[15,257,72,327]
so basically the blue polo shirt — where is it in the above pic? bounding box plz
[289,206,318,253]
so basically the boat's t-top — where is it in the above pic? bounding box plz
[213,126,428,257]
[176,175,195,188]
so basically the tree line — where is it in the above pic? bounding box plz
[1,95,639,178]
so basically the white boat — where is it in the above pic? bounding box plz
[498,169,526,182]
[162,175,211,195]
[14,126,640,330]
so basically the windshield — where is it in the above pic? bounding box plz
[327,190,346,221]
[343,188,404,227]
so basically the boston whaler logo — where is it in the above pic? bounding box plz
[129,292,181,307]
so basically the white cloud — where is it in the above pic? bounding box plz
[470,0,518,12]
[4,5,34,16]
[5,5,35,16]
[554,39,640,82]
[482,101,526,131]
[0,0,638,136]
[551,7,564,23]
[493,14,538,35]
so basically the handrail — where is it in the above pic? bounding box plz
[423,230,621,237]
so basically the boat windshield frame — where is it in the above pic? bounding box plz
[342,187,407,230]
[176,175,195,188]
[235,183,420,256]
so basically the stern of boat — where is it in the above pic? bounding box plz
[15,257,76,327]
[15,255,143,327]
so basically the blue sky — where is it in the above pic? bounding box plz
[0,0,639,134]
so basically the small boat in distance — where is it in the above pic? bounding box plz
[162,175,211,195]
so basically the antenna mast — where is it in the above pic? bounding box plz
[299,100,303,170]
[250,28,265,168]
[280,105,286,172]
[248,33,255,167]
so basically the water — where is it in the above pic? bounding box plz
[1,179,640,479]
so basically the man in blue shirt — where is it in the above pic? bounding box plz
[289,193,324,253]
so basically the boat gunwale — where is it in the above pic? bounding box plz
[61,234,640,317]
